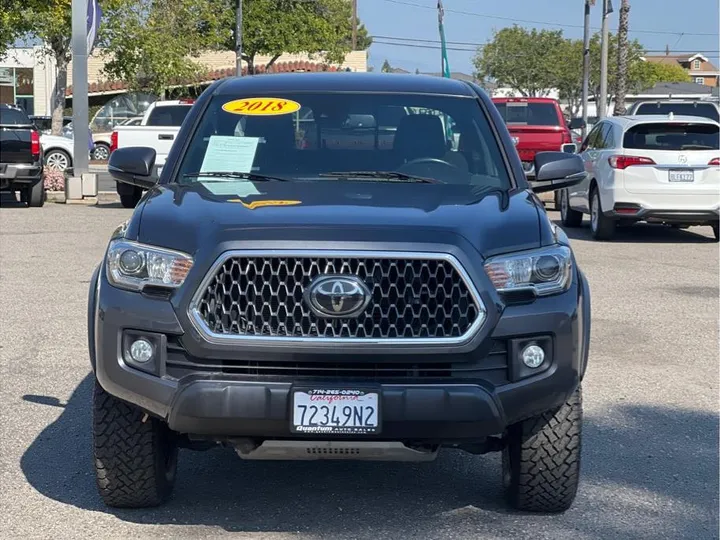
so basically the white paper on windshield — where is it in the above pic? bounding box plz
[201,180,260,198]
[199,135,260,174]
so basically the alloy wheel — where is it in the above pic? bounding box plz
[46,151,69,172]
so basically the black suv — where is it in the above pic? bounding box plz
[0,104,44,206]
[89,73,592,513]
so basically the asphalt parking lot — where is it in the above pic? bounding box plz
[0,202,718,539]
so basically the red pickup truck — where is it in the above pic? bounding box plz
[492,97,581,208]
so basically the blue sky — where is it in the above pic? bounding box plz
[359,0,720,74]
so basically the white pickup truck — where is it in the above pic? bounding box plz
[110,99,194,208]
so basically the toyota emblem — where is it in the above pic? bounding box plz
[305,275,371,318]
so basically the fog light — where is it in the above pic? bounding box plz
[521,344,545,368]
[129,338,154,364]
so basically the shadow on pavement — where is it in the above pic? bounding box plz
[552,218,716,244]
[20,374,719,538]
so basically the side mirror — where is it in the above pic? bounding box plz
[561,143,577,154]
[530,151,586,193]
[569,118,586,130]
[108,147,158,189]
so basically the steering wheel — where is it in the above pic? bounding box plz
[400,157,459,170]
[397,157,468,183]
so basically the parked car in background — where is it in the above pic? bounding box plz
[626,99,719,122]
[92,116,143,161]
[110,99,194,208]
[29,115,73,135]
[559,115,720,241]
[493,97,582,209]
[1,104,44,207]
[40,133,75,173]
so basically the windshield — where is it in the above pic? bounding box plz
[634,102,719,122]
[146,105,192,126]
[176,92,511,189]
[623,122,719,151]
[494,102,561,126]
[0,107,32,126]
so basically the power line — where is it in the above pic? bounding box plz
[374,34,720,54]
[381,0,720,37]
[373,38,720,58]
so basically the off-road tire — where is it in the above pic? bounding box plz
[26,180,45,208]
[559,189,583,228]
[502,387,582,513]
[120,188,142,209]
[590,187,615,240]
[93,380,178,508]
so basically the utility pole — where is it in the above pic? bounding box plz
[437,0,450,78]
[235,0,243,76]
[581,0,594,140]
[598,0,613,119]
[352,0,358,50]
[71,0,89,176]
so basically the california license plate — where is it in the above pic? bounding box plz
[291,389,380,435]
[668,169,694,182]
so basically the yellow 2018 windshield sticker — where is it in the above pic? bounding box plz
[226,199,302,209]
[222,97,301,116]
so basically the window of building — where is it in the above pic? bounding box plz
[693,59,701,69]
[695,76,705,85]
[0,66,34,115]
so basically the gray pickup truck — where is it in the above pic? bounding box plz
[91,73,592,513]
[0,104,44,207]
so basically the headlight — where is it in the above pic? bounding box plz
[106,240,193,291]
[484,245,572,297]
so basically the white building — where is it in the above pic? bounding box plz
[0,47,368,116]
[0,47,56,116]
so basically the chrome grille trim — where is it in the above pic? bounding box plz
[188,250,487,346]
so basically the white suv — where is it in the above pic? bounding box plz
[559,115,720,241]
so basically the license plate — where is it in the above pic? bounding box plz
[668,169,694,182]
[291,389,380,435]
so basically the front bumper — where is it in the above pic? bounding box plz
[90,265,590,442]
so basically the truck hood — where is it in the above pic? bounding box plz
[135,181,542,258]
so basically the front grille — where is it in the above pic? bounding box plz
[190,252,484,342]
[165,338,509,384]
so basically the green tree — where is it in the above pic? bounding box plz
[223,0,367,74]
[23,0,74,135]
[588,32,645,109]
[555,38,585,117]
[472,26,567,96]
[0,0,43,59]
[101,0,227,96]
[381,59,392,73]
[628,61,691,91]
[349,23,372,50]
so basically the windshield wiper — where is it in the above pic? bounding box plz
[182,171,290,182]
[318,171,443,184]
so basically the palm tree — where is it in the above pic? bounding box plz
[614,0,631,115]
